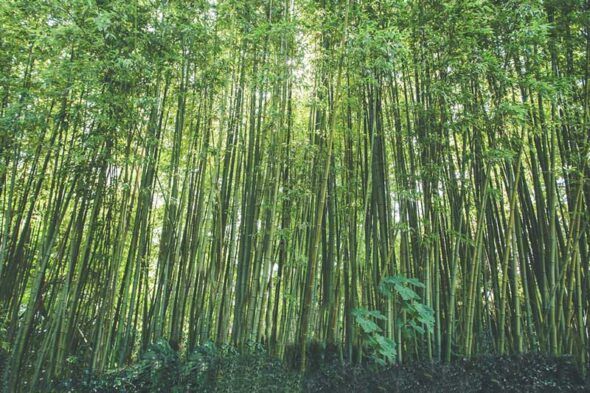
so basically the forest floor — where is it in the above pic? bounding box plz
[12,342,584,393]
[306,354,589,392]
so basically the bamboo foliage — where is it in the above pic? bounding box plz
[0,0,588,390]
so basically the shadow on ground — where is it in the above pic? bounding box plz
[5,341,587,392]
[306,354,589,393]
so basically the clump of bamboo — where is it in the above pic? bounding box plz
[0,0,587,391]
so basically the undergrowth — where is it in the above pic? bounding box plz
[53,340,301,393]
[5,340,587,392]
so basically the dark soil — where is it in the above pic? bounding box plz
[0,348,6,389]
[306,354,590,393]
[38,342,590,392]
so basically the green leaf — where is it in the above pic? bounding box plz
[404,277,425,288]
[408,320,425,335]
[352,308,383,334]
[414,303,435,333]
[358,317,382,334]
[375,335,397,361]
[395,284,420,301]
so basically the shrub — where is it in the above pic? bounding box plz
[353,275,434,365]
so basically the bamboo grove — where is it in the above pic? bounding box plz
[0,0,589,390]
